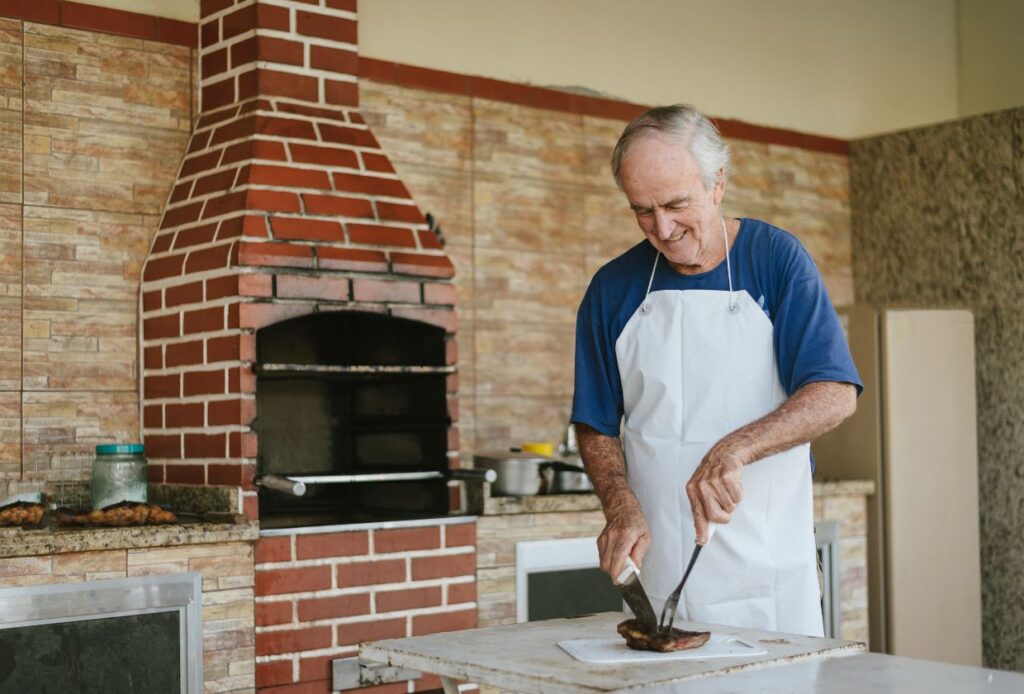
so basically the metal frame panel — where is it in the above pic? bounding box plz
[0,573,203,693]
[816,519,842,639]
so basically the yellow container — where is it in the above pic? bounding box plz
[520,441,554,457]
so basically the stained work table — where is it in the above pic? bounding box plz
[359,612,864,693]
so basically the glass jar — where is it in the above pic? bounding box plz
[91,443,148,510]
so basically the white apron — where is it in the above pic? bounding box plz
[614,224,823,637]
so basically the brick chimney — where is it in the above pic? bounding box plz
[140,0,458,518]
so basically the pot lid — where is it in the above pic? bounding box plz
[473,449,554,463]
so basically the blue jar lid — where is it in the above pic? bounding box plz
[95,443,144,455]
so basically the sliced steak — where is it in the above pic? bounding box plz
[617,618,710,652]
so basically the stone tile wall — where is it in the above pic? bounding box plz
[850,107,1024,670]
[476,509,607,627]
[0,540,256,692]
[360,82,853,458]
[0,18,192,489]
[814,492,869,644]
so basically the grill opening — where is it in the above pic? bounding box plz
[255,312,453,528]
[257,310,446,367]
[257,374,449,475]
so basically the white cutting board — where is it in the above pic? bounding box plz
[559,633,767,664]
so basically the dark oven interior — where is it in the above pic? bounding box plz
[255,311,453,528]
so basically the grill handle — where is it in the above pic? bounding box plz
[447,468,496,484]
[256,474,307,497]
[258,469,495,487]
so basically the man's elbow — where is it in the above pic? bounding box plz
[834,382,858,424]
[804,381,858,432]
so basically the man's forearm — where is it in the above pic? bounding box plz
[715,381,857,465]
[575,424,637,518]
[576,423,651,574]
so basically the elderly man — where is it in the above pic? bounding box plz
[571,104,861,637]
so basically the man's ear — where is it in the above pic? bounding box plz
[712,169,726,205]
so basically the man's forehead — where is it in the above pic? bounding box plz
[620,134,698,174]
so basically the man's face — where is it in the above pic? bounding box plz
[618,132,724,273]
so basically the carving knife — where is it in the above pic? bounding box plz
[615,557,658,632]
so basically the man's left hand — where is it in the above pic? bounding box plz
[686,447,745,545]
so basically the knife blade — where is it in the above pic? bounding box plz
[615,557,658,632]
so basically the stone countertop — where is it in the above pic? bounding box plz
[0,521,259,559]
[476,479,874,516]
[359,611,864,694]
[636,653,1024,693]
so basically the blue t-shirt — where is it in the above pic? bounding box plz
[572,218,862,438]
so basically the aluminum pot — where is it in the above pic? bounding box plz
[542,461,594,494]
[472,451,550,496]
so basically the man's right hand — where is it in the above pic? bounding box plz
[598,497,651,584]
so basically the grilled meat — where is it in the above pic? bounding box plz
[147,504,176,524]
[0,502,45,527]
[54,502,176,526]
[617,618,710,652]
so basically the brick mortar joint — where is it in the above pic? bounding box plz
[255,603,479,632]
[256,602,476,623]
[191,99,365,131]
[200,1,358,26]
[255,548,475,569]
[199,59,360,87]
[176,163,406,183]
[253,575,474,597]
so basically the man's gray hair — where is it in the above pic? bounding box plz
[611,104,730,191]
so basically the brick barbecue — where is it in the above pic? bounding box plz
[141,0,458,506]
[139,1,472,690]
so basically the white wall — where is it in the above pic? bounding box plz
[357,0,959,139]
[64,0,1024,138]
[957,0,1024,118]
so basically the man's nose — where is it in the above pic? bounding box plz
[653,210,674,239]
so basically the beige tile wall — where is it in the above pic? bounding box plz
[0,19,853,485]
[476,509,607,626]
[361,82,854,459]
[814,492,869,644]
[0,20,192,488]
[0,540,256,692]
[0,21,23,474]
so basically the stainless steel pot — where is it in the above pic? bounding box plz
[473,451,550,496]
[542,461,594,494]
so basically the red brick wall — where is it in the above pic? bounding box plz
[254,521,477,692]
[200,0,359,111]
[142,6,469,688]
[140,0,459,520]
[142,7,469,688]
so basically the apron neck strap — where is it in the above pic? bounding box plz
[641,218,737,314]
[641,253,659,313]
[721,217,737,313]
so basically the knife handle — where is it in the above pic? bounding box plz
[615,557,639,585]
